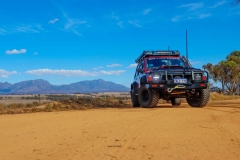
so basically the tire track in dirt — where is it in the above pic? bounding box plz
[114,109,163,159]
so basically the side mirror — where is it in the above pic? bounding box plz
[137,68,144,73]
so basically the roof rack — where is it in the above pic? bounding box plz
[135,50,180,63]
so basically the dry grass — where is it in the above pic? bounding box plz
[0,93,239,115]
[0,101,46,114]
[209,92,240,101]
[0,97,131,115]
[157,92,240,104]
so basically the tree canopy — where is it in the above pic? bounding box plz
[203,51,240,95]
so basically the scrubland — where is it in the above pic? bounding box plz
[0,92,240,159]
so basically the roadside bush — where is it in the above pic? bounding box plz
[7,103,25,109]
[2,93,238,115]
[210,92,240,101]
[32,101,39,106]
[45,103,53,112]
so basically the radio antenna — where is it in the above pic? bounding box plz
[186,30,188,69]
[168,46,170,70]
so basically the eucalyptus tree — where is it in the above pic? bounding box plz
[203,51,240,95]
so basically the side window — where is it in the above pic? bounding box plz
[139,63,143,70]
[180,61,185,67]
[134,62,144,78]
[134,64,139,78]
[134,71,138,78]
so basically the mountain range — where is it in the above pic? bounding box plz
[0,79,130,94]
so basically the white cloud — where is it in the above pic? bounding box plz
[98,70,125,75]
[106,64,122,67]
[26,69,97,76]
[143,8,152,15]
[65,19,87,29]
[62,12,87,36]
[190,60,201,64]
[171,15,183,22]
[172,13,211,22]
[3,24,44,34]
[0,28,7,35]
[48,18,59,24]
[199,13,211,19]
[117,21,124,28]
[228,5,240,16]
[5,49,27,55]
[104,12,125,28]
[104,13,118,20]
[127,63,138,68]
[128,21,142,28]
[110,12,120,20]
[33,52,38,55]
[93,66,103,70]
[210,1,226,8]
[71,30,83,36]
[0,69,17,78]
[177,3,203,10]
[25,69,125,76]
[14,25,40,33]
[35,25,45,31]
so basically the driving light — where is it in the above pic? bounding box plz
[147,75,153,82]
[194,74,202,80]
[153,74,160,81]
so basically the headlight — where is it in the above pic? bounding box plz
[194,74,202,80]
[153,74,160,81]
[147,73,161,82]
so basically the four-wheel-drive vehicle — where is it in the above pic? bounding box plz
[130,50,210,108]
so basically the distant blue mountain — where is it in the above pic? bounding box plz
[0,79,129,94]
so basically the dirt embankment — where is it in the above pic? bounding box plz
[0,100,240,160]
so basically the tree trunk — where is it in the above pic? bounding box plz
[229,79,238,95]
[221,80,225,94]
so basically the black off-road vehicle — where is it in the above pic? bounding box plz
[130,50,210,108]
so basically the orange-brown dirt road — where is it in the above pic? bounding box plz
[0,100,240,160]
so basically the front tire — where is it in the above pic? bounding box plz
[187,89,210,108]
[138,86,159,108]
[171,98,181,106]
[131,90,140,107]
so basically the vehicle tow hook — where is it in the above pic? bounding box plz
[167,88,174,93]
[167,85,186,93]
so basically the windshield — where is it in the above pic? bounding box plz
[146,57,186,68]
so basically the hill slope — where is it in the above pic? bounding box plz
[0,79,129,94]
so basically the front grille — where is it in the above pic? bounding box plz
[161,74,193,81]
[185,75,192,81]
[162,75,173,80]
[159,70,207,82]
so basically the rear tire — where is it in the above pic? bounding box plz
[187,89,210,108]
[131,90,140,107]
[171,98,181,106]
[138,86,159,108]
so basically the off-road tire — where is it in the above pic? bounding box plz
[171,98,181,106]
[187,89,210,108]
[131,90,140,107]
[138,86,159,108]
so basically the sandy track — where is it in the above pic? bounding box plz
[0,100,240,160]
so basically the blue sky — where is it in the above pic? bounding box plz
[0,0,239,87]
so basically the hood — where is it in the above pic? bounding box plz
[149,67,202,72]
